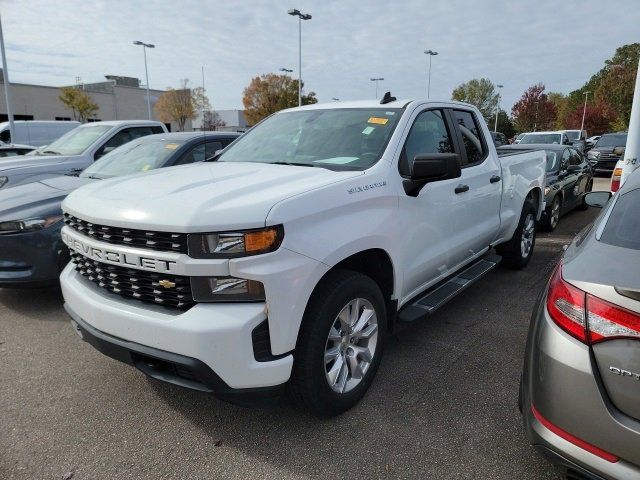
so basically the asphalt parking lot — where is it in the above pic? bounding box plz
[0,178,608,480]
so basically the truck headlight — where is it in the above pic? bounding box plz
[0,215,63,235]
[191,276,265,302]
[188,226,283,258]
[0,176,7,188]
[544,187,550,195]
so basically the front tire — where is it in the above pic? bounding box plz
[289,269,386,417]
[497,198,537,270]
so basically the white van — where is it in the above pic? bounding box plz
[0,120,80,147]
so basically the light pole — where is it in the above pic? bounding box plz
[424,49,438,98]
[494,84,504,132]
[534,101,540,132]
[133,40,155,120]
[288,9,312,107]
[0,13,15,144]
[280,68,293,74]
[580,91,591,134]
[370,78,384,99]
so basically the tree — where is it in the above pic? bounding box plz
[564,100,617,135]
[202,110,226,131]
[487,109,515,138]
[511,83,556,133]
[242,73,318,125]
[59,87,99,122]
[451,78,498,120]
[153,79,203,131]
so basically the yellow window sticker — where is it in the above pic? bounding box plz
[368,117,388,125]
[165,143,179,150]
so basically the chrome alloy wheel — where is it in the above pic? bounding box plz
[521,213,535,258]
[550,198,560,229]
[324,298,379,394]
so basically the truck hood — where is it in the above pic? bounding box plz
[0,175,94,221]
[0,154,74,172]
[63,162,363,231]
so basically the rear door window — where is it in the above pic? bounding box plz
[600,189,640,250]
[451,110,487,166]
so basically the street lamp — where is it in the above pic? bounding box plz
[280,68,293,74]
[534,101,540,132]
[288,8,312,107]
[133,40,155,120]
[580,91,591,135]
[494,84,504,132]
[370,77,384,99]
[424,49,438,98]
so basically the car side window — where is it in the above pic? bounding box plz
[174,144,206,165]
[94,127,154,160]
[204,140,223,159]
[151,126,165,134]
[398,109,453,176]
[451,110,487,166]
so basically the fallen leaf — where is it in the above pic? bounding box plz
[214,439,222,447]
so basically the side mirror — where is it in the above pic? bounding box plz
[205,149,224,162]
[404,153,461,196]
[585,191,612,208]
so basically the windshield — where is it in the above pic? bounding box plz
[545,151,559,172]
[35,125,110,156]
[520,133,561,144]
[595,134,627,148]
[565,131,581,141]
[81,138,185,179]
[218,108,402,170]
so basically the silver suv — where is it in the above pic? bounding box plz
[521,169,640,479]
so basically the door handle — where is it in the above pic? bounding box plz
[454,184,469,194]
[490,175,501,183]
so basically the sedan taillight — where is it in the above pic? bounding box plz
[611,167,623,193]
[547,265,640,344]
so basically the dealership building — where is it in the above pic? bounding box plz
[0,72,190,132]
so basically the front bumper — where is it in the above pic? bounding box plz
[61,264,294,392]
[0,223,68,287]
[522,292,640,479]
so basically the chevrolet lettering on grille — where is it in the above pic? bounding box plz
[62,229,178,274]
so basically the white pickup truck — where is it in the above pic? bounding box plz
[60,97,546,416]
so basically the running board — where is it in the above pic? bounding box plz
[397,253,502,323]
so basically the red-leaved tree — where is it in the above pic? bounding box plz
[511,83,557,133]
[564,100,617,135]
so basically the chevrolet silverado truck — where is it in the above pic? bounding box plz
[60,96,546,416]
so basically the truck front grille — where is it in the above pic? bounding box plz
[63,213,188,254]
[69,251,194,310]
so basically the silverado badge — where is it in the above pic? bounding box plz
[158,279,176,289]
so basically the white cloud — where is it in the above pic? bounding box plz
[2,0,638,111]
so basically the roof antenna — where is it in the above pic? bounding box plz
[380,91,396,104]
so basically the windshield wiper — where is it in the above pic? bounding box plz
[270,161,315,167]
[41,150,61,155]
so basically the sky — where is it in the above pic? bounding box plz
[1,0,638,112]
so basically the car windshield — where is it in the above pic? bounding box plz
[520,133,561,144]
[81,138,186,179]
[565,131,581,141]
[600,188,640,250]
[545,151,559,171]
[595,134,627,148]
[34,125,111,156]
[218,108,402,171]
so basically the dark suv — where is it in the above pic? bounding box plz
[587,132,627,173]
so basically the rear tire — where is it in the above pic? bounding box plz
[497,198,537,270]
[288,269,386,417]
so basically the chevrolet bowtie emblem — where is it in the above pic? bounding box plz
[158,279,176,289]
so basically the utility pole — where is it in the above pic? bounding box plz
[424,50,438,98]
[288,9,311,107]
[133,40,155,120]
[580,91,590,135]
[370,78,384,99]
[0,13,15,145]
[494,84,503,132]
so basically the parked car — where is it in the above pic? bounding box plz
[561,129,587,142]
[586,135,601,148]
[0,120,80,147]
[0,120,166,190]
[519,131,572,146]
[0,131,240,287]
[491,131,508,147]
[0,143,36,158]
[499,144,593,231]
[587,132,628,174]
[521,168,640,479]
[514,133,527,144]
[59,98,546,416]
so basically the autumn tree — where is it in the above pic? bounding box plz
[202,111,226,131]
[451,78,498,120]
[511,83,556,133]
[59,87,99,122]
[242,73,318,125]
[565,100,617,135]
[154,79,211,131]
